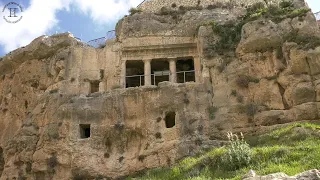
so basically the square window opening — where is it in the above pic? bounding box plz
[90,81,100,93]
[80,124,91,139]
[165,111,176,128]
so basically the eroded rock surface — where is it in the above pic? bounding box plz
[0,0,320,179]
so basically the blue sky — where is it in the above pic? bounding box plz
[0,0,319,57]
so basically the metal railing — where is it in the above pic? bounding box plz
[315,11,320,21]
[125,70,196,87]
[87,30,116,48]
[177,70,196,83]
[137,0,151,8]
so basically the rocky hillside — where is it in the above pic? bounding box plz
[0,0,320,179]
[128,122,320,179]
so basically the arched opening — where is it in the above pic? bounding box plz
[165,112,176,128]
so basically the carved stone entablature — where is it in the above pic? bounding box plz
[121,43,198,60]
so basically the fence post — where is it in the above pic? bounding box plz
[140,76,142,86]
[184,71,186,83]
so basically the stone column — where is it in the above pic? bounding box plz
[120,60,126,88]
[193,57,201,83]
[169,58,177,83]
[144,59,152,86]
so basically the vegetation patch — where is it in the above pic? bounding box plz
[222,132,253,170]
[129,8,142,15]
[208,106,218,120]
[231,90,237,97]
[204,1,311,57]
[237,94,244,103]
[155,132,162,139]
[244,103,259,116]
[127,122,320,180]
[284,30,320,50]
[236,75,260,88]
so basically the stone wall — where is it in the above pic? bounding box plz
[138,0,283,13]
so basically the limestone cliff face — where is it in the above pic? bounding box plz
[0,0,320,179]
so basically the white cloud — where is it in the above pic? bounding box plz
[0,0,142,53]
[73,0,142,24]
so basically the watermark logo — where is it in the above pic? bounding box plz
[2,2,23,23]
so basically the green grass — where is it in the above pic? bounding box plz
[127,122,320,180]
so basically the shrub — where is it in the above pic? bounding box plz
[237,95,244,103]
[171,3,177,8]
[207,2,224,9]
[222,132,252,170]
[208,106,218,120]
[210,21,242,54]
[207,5,215,10]
[279,0,294,9]
[155,132,162,139]
[236,75,250,88]
[160,6,171,15]
[138,155,146,162]
[236,75,260,88]
[284,30,320,50]
[231,90,237,97]
[245,103,258,116]
[129,8,142,15]
[247,2,265,14]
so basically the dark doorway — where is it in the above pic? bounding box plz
[80,124,91,139]
[165,112,176,128]
[0,147,4,177]
[151,60,169,85]
[90,81,100,93]
[176,59,195,83]
[126,60,144,88]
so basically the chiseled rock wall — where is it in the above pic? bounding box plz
[0,0,320,179]
[0,81,214,179]
[197,9,320,140]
